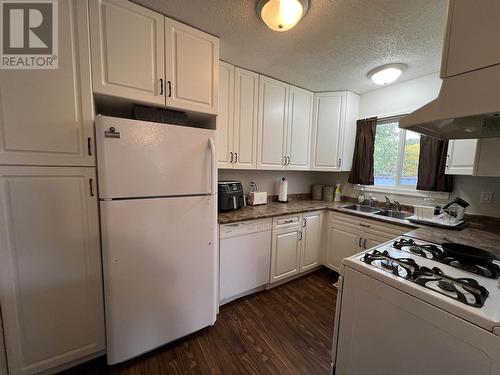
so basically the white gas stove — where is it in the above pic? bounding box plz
[332,236,500,375]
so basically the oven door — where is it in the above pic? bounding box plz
[333,267,500,375]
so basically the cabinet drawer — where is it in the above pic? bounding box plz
[273,215,301,229]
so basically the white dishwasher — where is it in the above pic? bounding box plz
[219,219,272,304]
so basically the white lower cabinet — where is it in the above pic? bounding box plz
[326,224,363,271]
[270,212,323,283]
[300,212,322,271]
[0,167,105,375]
[271,226,302,282]
[326,213,408,272]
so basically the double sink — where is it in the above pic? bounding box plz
[342,204,413,221]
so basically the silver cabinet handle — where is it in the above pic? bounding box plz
[359,223,370,228]
[229,152,234,163]
[286,156,290,165]
[298,231,303,240]
[338,158,342,167]
[159,78,163,96]
[283,155,286,166]
[302,218,306,227]
[358,237,362,247]
[168,80,172,97]
[283,219,294,224]
[363,238,368,249]
[87,137,92,156]
[235,152,238,163]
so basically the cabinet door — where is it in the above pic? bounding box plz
[364,233,393,251]
[165,17,219,114]
[217,62,234,168]
[0,167,105,375]
[286,86,313,170]
[89,0,165,105]
[270,228,301,283]
[234,68,259,169]
[475,138,500,177]
[311,92,345,171]
[257,76,289,170]
[445,139,478,175]
[300,213,322,272]
[327,224,362,272]
[0,0,94,167]
[442,0,500,77]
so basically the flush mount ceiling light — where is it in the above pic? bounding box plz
[257,0,309,32]
[368,63,408,85]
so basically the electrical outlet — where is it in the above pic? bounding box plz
[480,191,494,204]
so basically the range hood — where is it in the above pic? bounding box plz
[399,63,500,139]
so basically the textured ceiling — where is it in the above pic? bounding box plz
[134,0,448,94]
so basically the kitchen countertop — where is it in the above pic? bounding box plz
[218,200,500,259]
[218,200,418,228]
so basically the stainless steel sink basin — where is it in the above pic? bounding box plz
[375,210,413,220]
[342,204,382,213]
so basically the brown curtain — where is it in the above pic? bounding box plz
[416,135,453,192]
[348,117,378,185]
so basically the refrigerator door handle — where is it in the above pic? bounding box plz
[209,138,216,195]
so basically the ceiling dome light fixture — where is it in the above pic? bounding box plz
[257,0,309,32]
[368,63,408,85]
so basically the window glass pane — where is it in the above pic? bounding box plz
[400,130,420,186]
[373,121,400,186]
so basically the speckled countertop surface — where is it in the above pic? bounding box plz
[218,200,500,259]
[218,200,418,228]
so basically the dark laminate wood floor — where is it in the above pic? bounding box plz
[63,268,338,375]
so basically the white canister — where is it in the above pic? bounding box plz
[312,184,324,200]
[323,186,335,202]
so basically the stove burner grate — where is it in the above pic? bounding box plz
[362,251,489,308]
[392,238,499,279]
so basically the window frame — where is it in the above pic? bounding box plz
[373,116,418,190]
[360,115,450,200]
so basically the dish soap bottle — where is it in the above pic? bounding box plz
[334,183,342,202]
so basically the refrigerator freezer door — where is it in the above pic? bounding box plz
[96,116,216,199]
[100,195,217,364]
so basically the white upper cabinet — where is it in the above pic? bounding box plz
[216,63,258,169]
[89,1,219,114]
[441,0,500,77]
[445,139,478,175]
[217,62,234,168]
[257,76,289,170]
[233,68,259,169]
[310,91,359,172]
[286,86,313,170]
[165,17,219,114]
[89,0,165,105]
[475,138,500,177]
[311,92,344,171]
[0,0,94,167]
[0,167,105,375]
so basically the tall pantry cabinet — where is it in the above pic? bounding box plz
[0,1,105,374]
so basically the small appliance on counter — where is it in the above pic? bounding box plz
[218,181,245,212]
[408,197,470,229]
[247,191,267,206]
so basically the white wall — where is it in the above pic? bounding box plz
[218,169,335,196]
[359,72,442,118]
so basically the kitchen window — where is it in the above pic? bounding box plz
[373,117,420,189]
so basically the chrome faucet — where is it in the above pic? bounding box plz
[369,194,378,207]
[394,201,401,212]
[384,196,392,210]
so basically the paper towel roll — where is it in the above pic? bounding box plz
[278,177,288,202]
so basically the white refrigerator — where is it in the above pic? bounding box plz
[95,115,217,364]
